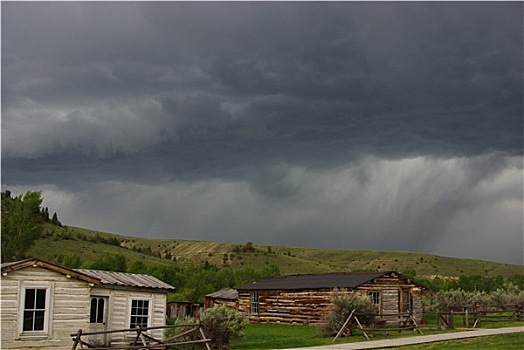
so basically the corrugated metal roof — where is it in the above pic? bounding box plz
[206,288,239,300]
[236,271,394,291]
[74,269,176,292]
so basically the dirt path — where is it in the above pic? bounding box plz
[281,326,524,350]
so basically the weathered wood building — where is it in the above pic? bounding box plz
[1,258,175,350]
[235,271,426,325]
[205,289,238,310]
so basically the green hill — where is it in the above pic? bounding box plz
[27,224,522,279]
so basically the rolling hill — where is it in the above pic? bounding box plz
[27,224,522,279]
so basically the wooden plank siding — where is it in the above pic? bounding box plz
[1,266,91,350]
[1,261,172,350]
[87,287,168,343]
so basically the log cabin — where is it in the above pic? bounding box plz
[205,289,238,310]
[1,258,175,350]
[235,271,426,325]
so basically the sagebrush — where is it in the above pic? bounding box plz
[165,306,247,349]
[318,289,375,337]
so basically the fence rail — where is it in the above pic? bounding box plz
[333,309,423,342]
[70,323,211,350]
[431,304,523,329]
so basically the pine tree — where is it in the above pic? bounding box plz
[1,191,44,262]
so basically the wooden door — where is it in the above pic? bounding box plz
[89,296,109,346]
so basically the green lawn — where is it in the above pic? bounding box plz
[232,323,524,349]
[232,324,331,349]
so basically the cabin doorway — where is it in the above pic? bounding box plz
[89,296,109,346]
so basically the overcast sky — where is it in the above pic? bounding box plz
[2,2,523,265]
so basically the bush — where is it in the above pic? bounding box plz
[200,305,247,349]
[164,316,201,350]
[318,289,374,337]
[424,285,524,312]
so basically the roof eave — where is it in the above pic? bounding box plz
[1,258,101,285]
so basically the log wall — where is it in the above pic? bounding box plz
[238,273,424,325]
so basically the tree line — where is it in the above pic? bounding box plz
[45,251,280,303]
[1,190,60,262]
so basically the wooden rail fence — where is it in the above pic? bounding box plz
[434,304,523,330]
[333,309,422,342]
[71,323,211,350]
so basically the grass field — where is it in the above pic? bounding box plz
[231,323,524,349]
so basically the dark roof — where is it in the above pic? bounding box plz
[236,271,411,291]
[75,269,175,292]
[206,288,239,300]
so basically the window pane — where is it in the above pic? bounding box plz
[97,299,104,323]
[34,311,45,331]
[36,289,46,309]
[90,299,97,323]
[25,289,35,309]
[130,300,149,328]
[130,316,137,328]
[23,311,34,331]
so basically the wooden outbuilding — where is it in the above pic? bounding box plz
[1,258,175,350]
[235,271,426,325]
[205,289,239,310]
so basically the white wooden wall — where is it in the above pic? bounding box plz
[90,286,167,343]
[1,266,91,350]
[1,268,168,350]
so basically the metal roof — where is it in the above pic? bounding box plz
[2,258,175,293]
[236,271,397,291]
[206,288,239,300]
[75,269,176,292]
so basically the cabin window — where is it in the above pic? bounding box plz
[250,292,259,314]
[90,297,105,323]
[399,289,412,313]
[22,288,48,332]
[369,291,381,313]
[130,299,150,329]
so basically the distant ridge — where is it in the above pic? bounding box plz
[28,224,523,278]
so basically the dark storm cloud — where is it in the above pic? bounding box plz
[2,2,522,264]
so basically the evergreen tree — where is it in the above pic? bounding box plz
[51,212,62,227]
[1,191,44,262]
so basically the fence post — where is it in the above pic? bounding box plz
[71,329,82,350]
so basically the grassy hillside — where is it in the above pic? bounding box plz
[28,224,523,279]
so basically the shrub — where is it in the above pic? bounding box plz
[200,305,247,349]
[424,286,524,312]
[164,316,200,350]
[318,289,374,337]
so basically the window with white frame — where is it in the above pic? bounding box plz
[130,299,150,329]
[250,292,259,314]
[22,288,48,332]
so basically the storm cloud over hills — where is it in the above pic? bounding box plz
[2,2,522,264]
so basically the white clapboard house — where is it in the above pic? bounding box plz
[1,258,175,350]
